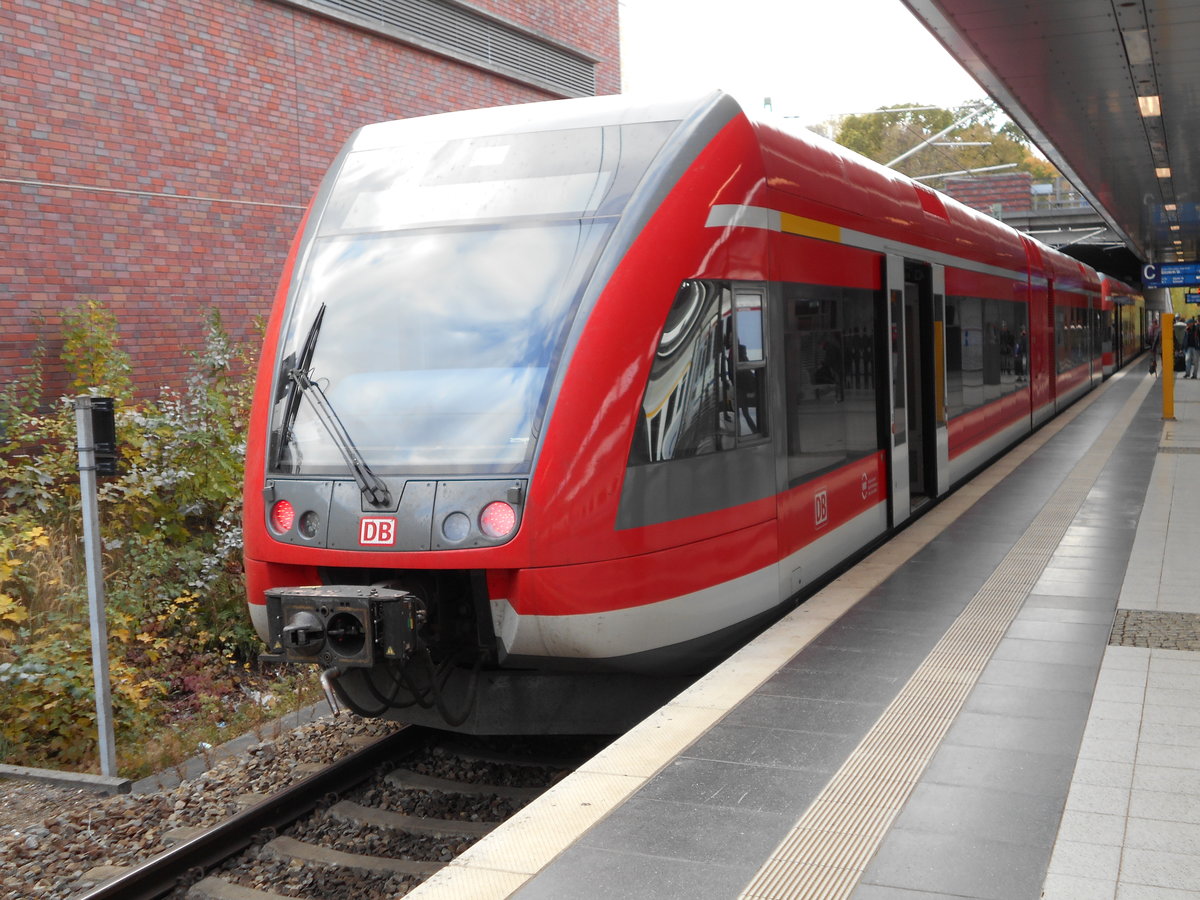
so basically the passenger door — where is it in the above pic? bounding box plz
[884,254,944,526]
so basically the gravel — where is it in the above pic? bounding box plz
[1,718,596,900]
[209,854,418,900]
[0,714,399,900]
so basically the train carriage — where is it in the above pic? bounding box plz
[1101,274,1147,375]
[244,91,1128,733]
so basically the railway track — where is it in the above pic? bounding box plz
[74,725,596,900]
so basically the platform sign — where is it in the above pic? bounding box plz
[1187,292,1200,304]
[1143,262,1200,287]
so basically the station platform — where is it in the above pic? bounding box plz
[409,361,1200,900]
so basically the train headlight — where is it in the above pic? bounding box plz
[270,499,296,534]
[298,510,320,539]
[442,512,471,543]
[480,501,517,539]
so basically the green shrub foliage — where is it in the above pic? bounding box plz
[0,301,259,771]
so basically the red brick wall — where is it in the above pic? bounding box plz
[943,172,1034,216]
[0,0,619,401]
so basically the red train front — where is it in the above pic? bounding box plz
[244,91,1128,733]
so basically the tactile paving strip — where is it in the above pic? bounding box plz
[740,379,1152,900]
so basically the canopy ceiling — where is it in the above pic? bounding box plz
[901,0,1200,268]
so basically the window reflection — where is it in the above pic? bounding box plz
[271,222,609,474]
[1054,301,1091,373]
[782,284,878,485]
[943,295,1029,418]
[321,122,675,232]
[630,280,767,464]
[734,291,767,439]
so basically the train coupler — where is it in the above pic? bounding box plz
[264,585,417,668]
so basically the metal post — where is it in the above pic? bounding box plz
[73,397,118,777]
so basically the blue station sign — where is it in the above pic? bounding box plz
[1143,262,1200,287]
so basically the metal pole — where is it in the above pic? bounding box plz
[73,397,118,777]
[1162,313,1176,421]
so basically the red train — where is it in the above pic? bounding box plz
[243,91,1145,733]
[1101,274,1147,376]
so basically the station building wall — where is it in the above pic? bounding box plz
[1,0,619,401]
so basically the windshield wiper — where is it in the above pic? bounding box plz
[288,368,393,508]
[273,304,327,471]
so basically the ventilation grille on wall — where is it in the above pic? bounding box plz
[297,0,596,97]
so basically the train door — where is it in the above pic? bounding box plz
[884,254,942,526]
[931,266,950,496]
[1038,277,1057,423]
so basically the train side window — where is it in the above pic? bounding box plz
[782,282,878,485]
[733,290,767,440]
[944,292,1028,419]
[630,279,768,465]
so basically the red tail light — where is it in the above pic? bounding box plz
[479,501,517,539]
[270,499,296,534]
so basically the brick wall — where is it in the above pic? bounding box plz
[0,0,619,401]
[942,172,1034,217]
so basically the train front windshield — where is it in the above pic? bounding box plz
[268,120,675,476]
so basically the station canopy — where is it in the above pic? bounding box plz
[901,0,1200,270]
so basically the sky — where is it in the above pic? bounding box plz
[618,0,986,127]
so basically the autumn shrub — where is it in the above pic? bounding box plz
[0,301,278,773]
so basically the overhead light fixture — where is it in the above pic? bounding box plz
[1157,167,1172,178]
[1138,95,1162,116]
[1172,225,1181,231]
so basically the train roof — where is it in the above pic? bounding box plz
[345,90,1100,290]
[348,91,732,151]
[743,106,1094,288]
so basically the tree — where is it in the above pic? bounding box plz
[833,101,1058,189]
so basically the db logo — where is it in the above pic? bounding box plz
[359,517,397,546]
[814,490,829,529]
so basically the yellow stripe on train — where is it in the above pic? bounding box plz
[779,212,842,243]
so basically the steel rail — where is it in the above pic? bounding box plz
[76,725,427,900]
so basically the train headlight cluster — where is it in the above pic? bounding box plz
[440,500,518,544]
[270,499,321,539]
[265,480,524,549]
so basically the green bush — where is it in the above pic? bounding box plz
[0,301,266,772]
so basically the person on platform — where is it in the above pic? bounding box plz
[1186,318,1200,379]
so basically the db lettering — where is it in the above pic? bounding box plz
[359,517,397,546]
[814,490,829,529]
